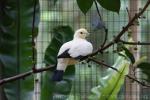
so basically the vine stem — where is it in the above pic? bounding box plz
[94,0,108,48]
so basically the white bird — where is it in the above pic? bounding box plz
[52,28,93,81]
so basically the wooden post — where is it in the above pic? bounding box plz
[125,0,140,100]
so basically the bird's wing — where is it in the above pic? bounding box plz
[58,48,86,60]
[57,40,93,60]
[57,41,72,58]
[57,49,71,58]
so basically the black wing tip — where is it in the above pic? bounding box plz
[52,70,64,82]
[57,49,71,59]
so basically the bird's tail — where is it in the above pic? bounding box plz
[52,70,64,81]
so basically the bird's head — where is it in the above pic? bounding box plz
[74,28,90,39]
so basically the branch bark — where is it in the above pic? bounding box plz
[120,40,150,45]
[0,65,55,85]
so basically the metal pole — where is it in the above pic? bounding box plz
[125,0,140,100]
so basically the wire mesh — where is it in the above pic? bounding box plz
[38,0,150,100]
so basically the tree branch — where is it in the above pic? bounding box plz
[120,40,150,45]
[89,58,150,87]
[0,0,150,86]
[88,57,119,72]
[126,75,150,87]
[89,0,150,56]
[114,0,150,41]
[0,65,55,85]
[0,71,32,85]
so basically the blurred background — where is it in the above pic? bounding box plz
[37,0,150,99]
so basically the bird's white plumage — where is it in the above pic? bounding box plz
[68,39,93,58]
[56,28,93,71]
[53,28,93,81]
[57,41,73,56]
[57,39,93,58]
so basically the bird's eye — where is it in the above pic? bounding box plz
[80,32,83,34]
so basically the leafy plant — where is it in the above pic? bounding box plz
[76,0,94,14]
[97,0,121,13]
[54,0,121,14]
[54,0,58,5]
[137,62,150,82]
[89,55,130,100]
[117,43,135,64]
[0,0,39,100]
[41,26,75,100]
[122,46,135,64]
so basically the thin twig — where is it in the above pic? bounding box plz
[0,65,55,85]
[88,58,119,72]
[126,75,150,87]
[89,58,150,87]
[94,0,108,48]
[89,0,150,57]
[94,0,102,20]
[101,29,108,48]
[126,7,131,20]
[120,40,150,45]
[0,71,32,85]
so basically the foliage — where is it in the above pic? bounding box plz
[0,0,39,100]
[76,0,94,14]
[89,55,130,100]
[137,62,150,82]
[97,0,120,13]
[117,42,135,64]
[122,46,135,64]
[54,0,121,14]
[54,0,58,5]
[41,26,75,100]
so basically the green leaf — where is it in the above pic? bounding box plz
[137,62,150,82]
[54,0,58,5]
[117,42,124,52]
[122,46,135,64]
[97,0,121,13]
[89,56,130,100]
[41,26,75,100]
[116,42,135,64]
[0,0,39,100]
[77,0,94,14]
